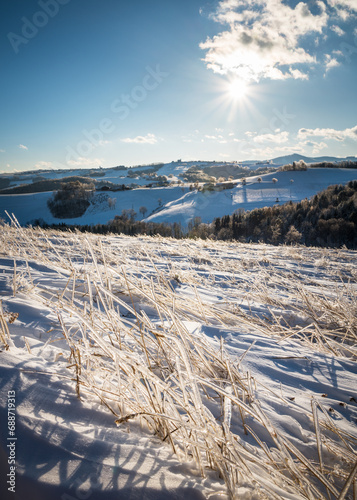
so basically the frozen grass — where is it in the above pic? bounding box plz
[1,216,357,499]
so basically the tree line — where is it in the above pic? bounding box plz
[211,180,357,248]
[37,180,357,249]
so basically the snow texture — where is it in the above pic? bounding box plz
[0,223,356,499]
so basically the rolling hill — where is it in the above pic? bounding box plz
[0,166,356,229]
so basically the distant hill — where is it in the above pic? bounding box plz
[0,176,97,195]
[270,153,357,165]
[312,155,357,162]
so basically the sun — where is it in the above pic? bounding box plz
[216,76,254,122]
[227,79,249,101]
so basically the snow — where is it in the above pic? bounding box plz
[0,167,355,228]
[0,353,214,500]
[0,186,186,227]
[0,226,356,499]
[146,168,357,225]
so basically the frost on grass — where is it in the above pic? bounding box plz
[0,217,357,499]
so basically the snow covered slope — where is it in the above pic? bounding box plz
[145,168,357,225]
[0,186,185,227]
[0,168,356,227]
[0,226,356,499]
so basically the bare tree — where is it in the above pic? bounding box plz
[108,197,116,209]
[121,208,136,222]
[139,206,147,218]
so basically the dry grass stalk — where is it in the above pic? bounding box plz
[0,301,10,350]
[0,223,356,498]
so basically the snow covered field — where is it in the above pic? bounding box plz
[0,221,357,499]
[146,169,357,226]
[0,168,356,228]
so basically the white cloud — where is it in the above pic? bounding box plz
[240,138,329,158]
[277,140,328,155]
[289,68,309,80]
[331,25,345,36]
[238,125,356,159]
[204,134,228,143]
[334,8,350,19]
[200,0,330,82]
[324,54,340,73]
[66,157,104,167]
[253,131,290,144]
[200,0,357,81]
[303,140,329,155]
[18,144,28,150]
[0,149,5,153]
[121,133,158,145]
[326,0,357,12]
[298,125,357,141]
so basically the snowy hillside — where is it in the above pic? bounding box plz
[2,153,354,190]
[0,167,355,228]
[145,168,357,226]
[0,161,240,189]
[0,224,356,499]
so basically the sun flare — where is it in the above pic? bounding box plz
[227,79,249,101]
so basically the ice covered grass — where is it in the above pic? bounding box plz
[0,217,357,499]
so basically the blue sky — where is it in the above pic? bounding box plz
[1,0,356,172]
